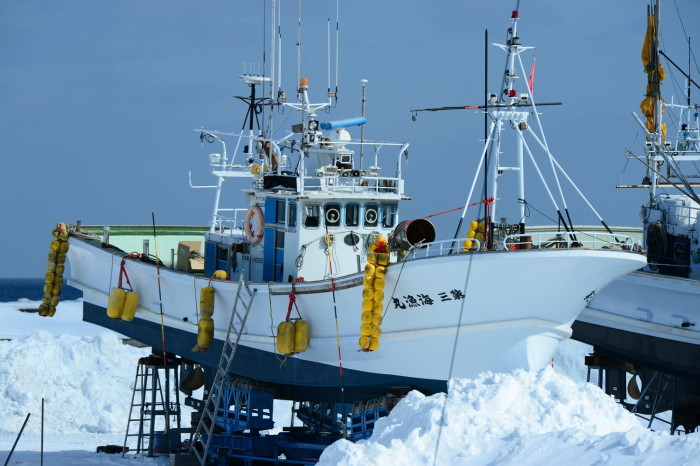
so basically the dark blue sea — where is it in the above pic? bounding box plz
[0,278,82,303]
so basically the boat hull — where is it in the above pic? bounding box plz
[67,235,646,401]
[576,270,700,376]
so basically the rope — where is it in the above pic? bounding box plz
[324,227,346,438]
[432,249,476,466]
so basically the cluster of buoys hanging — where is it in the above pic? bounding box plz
[462,220,485,252]
[277,278,309,356]
[106,253,139,322]
[276,319,309,355]
[39,223,69,317]
[192,270,226,352]
[359,236,389,351]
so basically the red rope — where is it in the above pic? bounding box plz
[118,255,137,291]
[285,277,304,321]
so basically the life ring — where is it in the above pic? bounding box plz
[244,205,265,245]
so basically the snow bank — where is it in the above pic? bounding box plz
[0,329,150,436]
[319,368,700,465]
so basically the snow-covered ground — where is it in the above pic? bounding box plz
[1,299,698,465]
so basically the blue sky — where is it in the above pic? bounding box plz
[1,1,699,278]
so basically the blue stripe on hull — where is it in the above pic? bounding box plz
[83,302,445,401]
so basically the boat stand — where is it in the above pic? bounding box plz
[174,374,395,465]
[122,353,183,457]
[584,352,700,434]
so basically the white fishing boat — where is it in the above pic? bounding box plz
[45,5,644,404]
[573,0,700,431]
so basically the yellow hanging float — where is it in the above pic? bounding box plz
[106,254,140,322]
[276,278,310,356]
[39,223,70,317]
[358,235,389,351]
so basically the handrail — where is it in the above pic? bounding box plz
[401,231,637,263]
[502,231,636,250]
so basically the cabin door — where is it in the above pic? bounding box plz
[263,198,286,282]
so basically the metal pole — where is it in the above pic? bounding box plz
[4,413,30,466]
[360,79,367,169]
[41,399,44,466]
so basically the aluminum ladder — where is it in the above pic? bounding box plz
[122,354,182,457]
[189,276,257,465]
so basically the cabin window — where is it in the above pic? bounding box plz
[345,203,360,228]
[275,200,286,224]
[325,203,342,227]
[381,203,398,229]
[364,204,379,227]
[287,202,297,228]
[303,205,320,228]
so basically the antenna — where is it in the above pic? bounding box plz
[268,0,276,137]
[327,19,331,99]
[335,0,340,100]
[297,0,302,96]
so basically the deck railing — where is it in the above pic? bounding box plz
[403,231,636,262]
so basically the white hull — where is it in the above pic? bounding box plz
[577,270,700,376]
[67,235,645,397]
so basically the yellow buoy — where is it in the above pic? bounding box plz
[372,313,383,326]
[52,285,62,296]
[41,294,51,305]
[367,252,377,264]
[55,265,65,275]
[107,288,126,319]
[47,305,57,317]
[374,278,385,290]
[45,272,55,285]
[363,276,374,289]
[49,241,60,252]
[360,323,374,336]
[50,295,60,307]
[368,244,376,253]
[374,266,386,278]
[53,274,64,285]
[477,221,485,232]
[372,301,383,313]
[372,290,384,302]
[359,335,370,349]
[361,299,374,313]
[120,291,139,322]
[48,251,57,262]
[377,253,389,266]
[200,287,215,317]
[368,337,380,351]
[475,232,485,243]
[362,288,374,300]
[469,220,479,231]
[463,240,473,249]
[46,262,56,273]
[363,263,376,276]
[213,270,228,280]
[370,326,382,338]
[57,253,66,264]
[361,311,373,324]
[293,319,309,353]
[59,241,69,253]
[196,317,214,350]
[277,321,295,355]
[43,284,53,295]
[38,303,49,317]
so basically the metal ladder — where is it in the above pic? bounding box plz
[189,276,257,465]
[122,354,181,457]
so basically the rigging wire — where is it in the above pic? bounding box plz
[431,251,476,466]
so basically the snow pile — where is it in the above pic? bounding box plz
[0,330,150,436]
[320,369,700,465]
